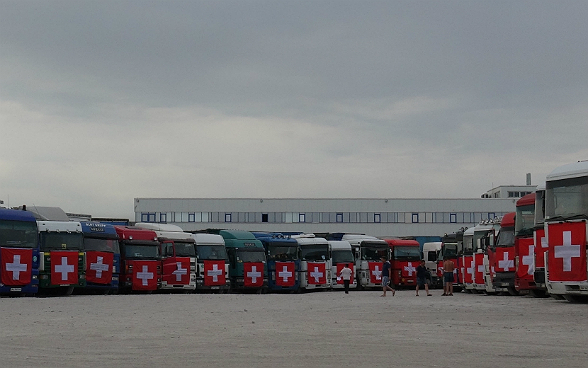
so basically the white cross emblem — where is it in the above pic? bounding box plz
[404,262,416,276]
[137,265,154,286]
[90,256,109,278]
[55,256,75,281]
[466,260,475,279]
[310,266,324,283]
[541,235,548,248]
[498,251,514,271]
[6,255,27,280]
[207,263,223,282]
[247,265,262,284]
[522,245,535,275]
[372,265,382,280]
[554,231,582,272]
[278,265,292,283]
[172,262,187,282]
[477,263,485,275]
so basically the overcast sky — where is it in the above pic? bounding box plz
[2,1,588,220]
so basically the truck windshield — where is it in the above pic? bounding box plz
[545,176,588,220]
[236,249,266,262]
[40,233,83,251]
[196,244,227,260]
[300,245,329,261]
[496,229,515,247]
[122,244,160,259]
[392,246,421,260]
[361,246,387,261]
[267,245,298,261]
[331,250,354,263]
[174,241,196,257]
[515,204,535,236]
[442,243,458,258]
[0,220,37,248]
[84,237,120,253]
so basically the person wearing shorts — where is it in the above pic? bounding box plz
[415,260,432,296]
[380,256,395,297]
[443,259,455,296]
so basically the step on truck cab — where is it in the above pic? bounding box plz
[191,233,230,292]
[0,208,40,296]
[513,193,540,295]
[81,222,120,294]
[490,212,517,295]
[220,230,267,292]
[253,232,300,292]
[544,161,588,302]
[338,234,388,290]
[328,240,356,290]
[37,221,85,295]
[438,231,463,292]
[292,234,331,291]
[422,241,442,288]
[135,223,196,292]
[114,226,161,293]
[531,183,549,297]
[384,239,421,288]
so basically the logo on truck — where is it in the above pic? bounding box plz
[547,222,587,282]
[1,248,32,285]
[275,261,295,287]
[244,262,264,287]
[307,262,326,285]
[50,251,78,285]
[86,251,113,284]
[204,260,226,286]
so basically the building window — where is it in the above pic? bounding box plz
[336,213,343,223]
[160,213,167,223]
[262,213,268,223]
[299,213,306,223]
[188,213,195,222]
[488,212,495,219]
[374,213,381,223]
[450,213,457,223]
[225,213,232,223]
[412,213,419,223]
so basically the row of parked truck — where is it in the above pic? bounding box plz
[0,212,424,295]
[421,160,588,302]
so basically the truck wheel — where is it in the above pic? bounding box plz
[563,295,588,303]
[507,287,519,296]
[529,289,547,298]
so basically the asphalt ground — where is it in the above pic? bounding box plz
[0,288,586,368]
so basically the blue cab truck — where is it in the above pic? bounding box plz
[252,232,300,292]
[81,222,120,294]
[0,208,40,296]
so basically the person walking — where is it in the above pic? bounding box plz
[442,258,455,296]
[415,260,432,296]
[380,256,396,297]
[338,263,353,294]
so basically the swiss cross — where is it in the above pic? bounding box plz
[372,265,382,280]
[466,260,475,278]
[55,256,75,281]
[247,266,262,283]
[137,265,154,286]
[207,263,223,282]
[404,262,416,276]
[6,254,27,280]
[522,246,535,275]
[90,256,109,278]
[498,252,514,271]
[554,231,582,272]
[540,235,548,248]
[278,265,292,282]
[172,262,187,281]
[310,266,324,282]
[477,263,484,274]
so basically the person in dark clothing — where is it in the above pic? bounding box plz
[415,259,432,296]
[380,256,396,297]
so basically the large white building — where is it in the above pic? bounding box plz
[133,193,526,238]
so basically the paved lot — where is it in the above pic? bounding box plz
[1,289,586,368]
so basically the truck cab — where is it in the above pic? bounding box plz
[438,231,463,291]
[220,230,267,292]
[81,222,120,294]
[37,221,85,295]
[292,234,331,291]
[490,212,517,295]
[0,208,39,296]
[114,226,161,293]
[253,232,300,292]
[340,234,388,290]
[191,233,230,292]
[422,241,442,288]
[328,240,356,290]
[385,238,421,288]
[513,193,540,295]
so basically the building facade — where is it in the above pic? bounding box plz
[134,197,518,238]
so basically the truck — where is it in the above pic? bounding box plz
[462,219,500,294]
[489,212,517,295]
[253,232,300,292]
[437,231,463,292]
[0,208,40,296]
[531,182,549,297]
[81,221,120,294]
[544,161,588,302]
[422,241,442,288]
[292,234,331,291]
[37,221,85,295]
[114,226,161,293]
[334,234,388,290]
[220,230,267,292]
[191,233,230,292]
[513,193,542,296]
[384,238,421,288]
[328,240,356,290]
[135,223,196,292]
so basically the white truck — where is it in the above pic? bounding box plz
[422,241,442,287]
[292,234,331,291]
[191,233,230,292]
[328,240,356,290]
[339,234,389,290]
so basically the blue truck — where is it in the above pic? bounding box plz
[81,222,120,294]
[253,232,300,292]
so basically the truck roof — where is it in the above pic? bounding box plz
[384,238,419,247]
[191,233,225,246]
[114,226,158,241]
[422,242,442,251]
[37,221,82,233]
[546,161,588,182]
[517,193,535,207]
[295,237,328,246]
[135,222,184,232]
[252,232,298,245]
[219,229,257,240]
[328,240,352,251]
[0,208,37,222]
[155,231,194,242]
[500,212,516,228]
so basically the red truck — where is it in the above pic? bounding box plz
[384,239,421,288]
[114,226,161,293]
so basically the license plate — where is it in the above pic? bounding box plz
[60,284,70,287]
[10,288,22,292]
[580,285,588,291]
[211,286,219,290]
